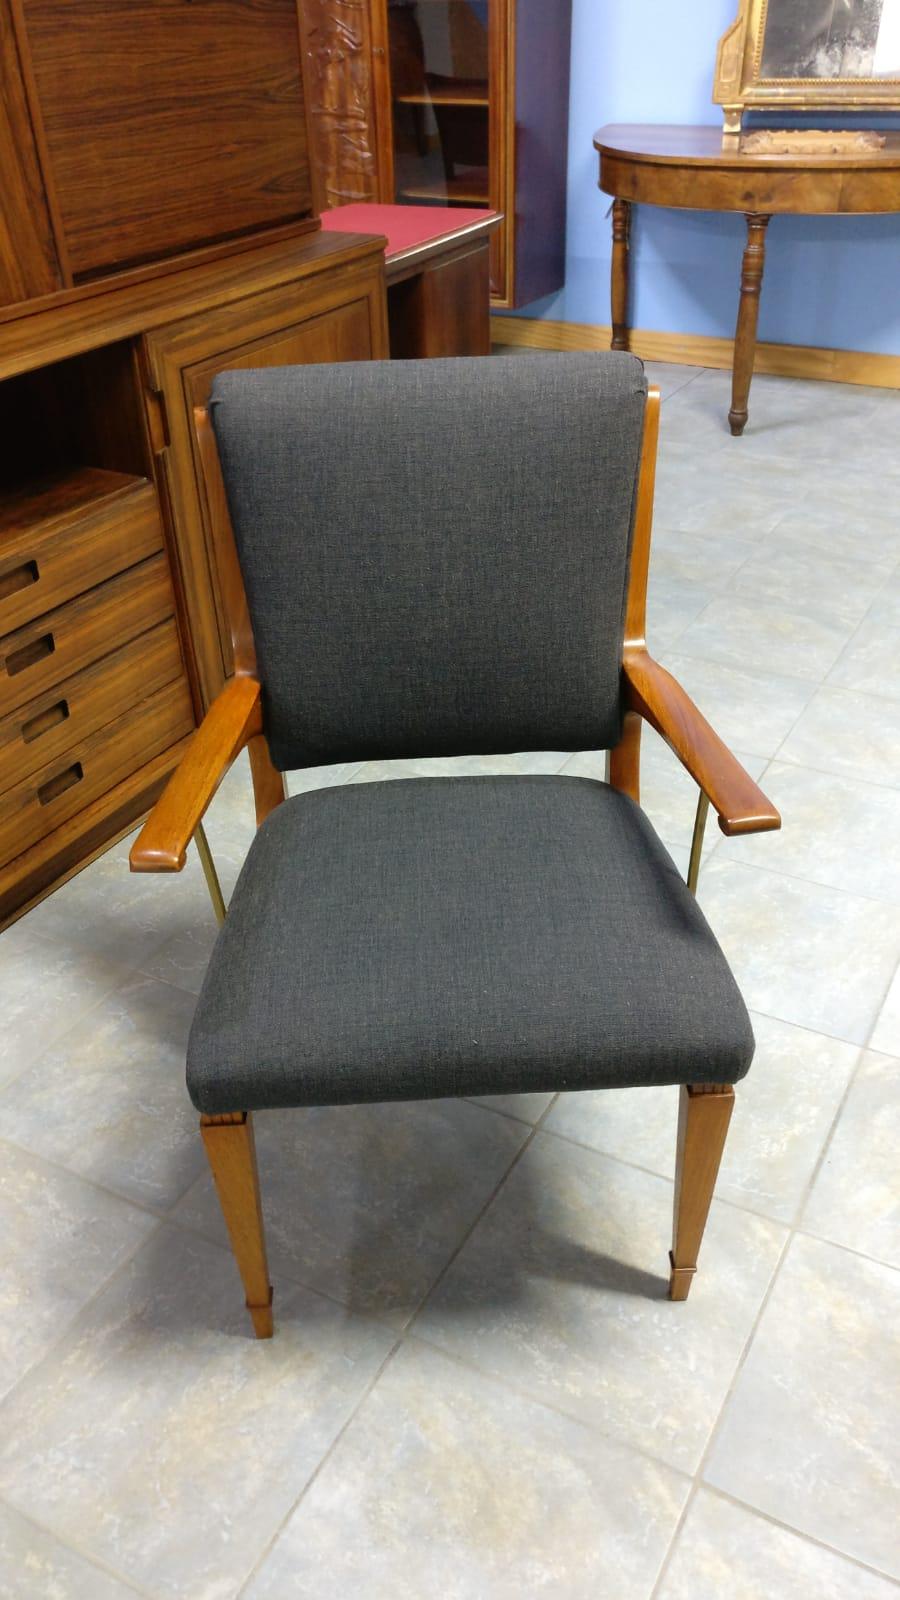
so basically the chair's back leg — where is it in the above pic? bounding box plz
[669,1082,734,1301]
[200,1112,274,1337]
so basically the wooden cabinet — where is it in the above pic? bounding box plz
[0,0,390,928]
[300,0,572,308]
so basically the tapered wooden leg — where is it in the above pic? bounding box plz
[200,1112,273,1338]
[610,198,632,351]
[729,213,770,437]
[669,1083,734,1301]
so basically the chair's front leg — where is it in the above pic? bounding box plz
[669,1082,734,1301]
[200,1112,273,1338]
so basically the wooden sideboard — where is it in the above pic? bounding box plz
[0,1,390,929]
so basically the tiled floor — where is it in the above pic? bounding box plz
[2,361,899,1599]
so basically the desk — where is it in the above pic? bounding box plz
[321,205,501,359]
[594,124,900,435]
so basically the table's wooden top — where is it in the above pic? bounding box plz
[594,123,900,170]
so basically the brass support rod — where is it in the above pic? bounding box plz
[195,820,227,926]
[687,791,710,896]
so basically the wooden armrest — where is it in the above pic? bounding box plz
[130,676,263,872]
[624,652,780,837]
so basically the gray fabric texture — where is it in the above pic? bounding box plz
[187,776,754,1113]
[209,353,647,770]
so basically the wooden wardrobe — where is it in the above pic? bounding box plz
[299,0,572,308]
[0,0,389,929]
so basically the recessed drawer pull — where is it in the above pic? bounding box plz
[37,761,83,806]
[6,632,55,677]
[0,560,39,603]
[21,699,70,744]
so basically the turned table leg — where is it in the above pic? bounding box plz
[610,197,632,351]
[729,212,770,436]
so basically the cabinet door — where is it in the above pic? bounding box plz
[378,0,511,301]
[143,252,388,703]
[19,0,314,280]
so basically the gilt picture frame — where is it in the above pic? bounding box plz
[714,0,900,134]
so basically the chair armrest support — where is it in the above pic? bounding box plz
[623,652,780,837]
[130,676,264,872]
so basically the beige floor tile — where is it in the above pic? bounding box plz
[20,834,216,973]
[643,359,705,400]
[803,1050,900,1269]
[828,616,900,701]
[870,964,900,1055]
[674,596,855,684]
[174,1100,527,1329]
[698,858,900,1045]
[0,1140,157,1402]
[560,736,765,861]
[651,470,788,539]
[868,569,900,627]
[777,685,900,790]
[657,1488,900,1600]
[660,653,814,759]
[0,1501,141,1600]
[545,1014,860,1225]
[724,760,900,904]
[0,1224,393,1600]
[769,496,900,567]
[648,524,757,591]
[645,574,717,652]
[704,1233,900,1578]
[244,1338,690,1600]
[0,923,128,1091]
[415,1133,785,1473]
[350,751,570,782]
[729,538,894,629]
[0,976,204,1211]
[139,916,218,997]
[287,760,366,793]
[469,1091,555,1123]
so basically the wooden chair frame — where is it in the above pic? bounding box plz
[130,386,780,1336]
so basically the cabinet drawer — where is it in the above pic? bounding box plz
[0,675,194,865]
[0,617,186,796]
[0,473,163,636]
[0,553,175,720]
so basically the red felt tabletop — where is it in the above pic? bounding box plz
[319,203,498,258]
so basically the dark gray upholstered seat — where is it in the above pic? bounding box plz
[187,775,754,1113]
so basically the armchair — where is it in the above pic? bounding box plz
[131,354,779,1337]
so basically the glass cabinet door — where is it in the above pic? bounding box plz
[387,0,491,207]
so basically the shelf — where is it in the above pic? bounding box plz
[0,468,148,543]
[395,81,488,108]
[399,171,490,205]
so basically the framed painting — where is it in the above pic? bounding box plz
[714,0,900,133]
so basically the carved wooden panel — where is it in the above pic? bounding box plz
[298,0,385,209]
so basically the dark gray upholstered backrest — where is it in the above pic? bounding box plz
[210,353,647,769]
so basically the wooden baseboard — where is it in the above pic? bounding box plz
[490,315,900,390]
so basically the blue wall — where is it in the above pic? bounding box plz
[514,0,900,356]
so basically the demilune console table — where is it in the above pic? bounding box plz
[594,124,900,435]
